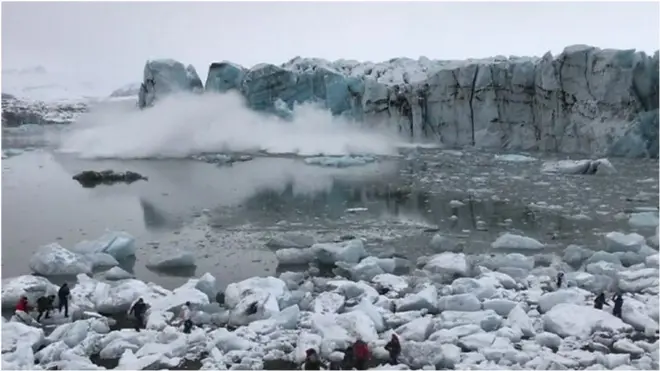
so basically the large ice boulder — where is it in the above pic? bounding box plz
[146,250,196,270]
[311,239,368,265]
[1,275,59,309]
[543,303,633,339]
[224,276,290,325]
[138,59,203,108]
[29,243,92,276]
[72,231,137,260]
[491,233,544,250]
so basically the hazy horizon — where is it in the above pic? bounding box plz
[2,1,658,85]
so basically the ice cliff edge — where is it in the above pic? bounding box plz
[138,45,659,158]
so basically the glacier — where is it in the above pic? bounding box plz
[138,45,659,158]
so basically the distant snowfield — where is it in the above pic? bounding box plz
[1,66,134,103]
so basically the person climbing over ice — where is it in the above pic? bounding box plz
[556,272,565,290]
[36,295,55,321]
[352,339,370,370]
[594,292,610,310]
[58,282,71,318]
[180,301,193,334]
[341,345,354,370]
[384,333,401,365]
[129,298,148,332]
[612,293,624,319]
[303,348,323,370]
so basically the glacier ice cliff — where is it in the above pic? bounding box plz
[138,59,203,109]
[138,45,659,158]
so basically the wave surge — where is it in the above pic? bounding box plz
[59,92,402,159]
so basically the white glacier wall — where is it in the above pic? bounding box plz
[139,45,659,158]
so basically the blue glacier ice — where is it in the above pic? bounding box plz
[138,59,203,109]
[138,46,659,158]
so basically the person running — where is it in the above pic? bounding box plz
[129,298,148,332]
[36,295,55,321]
[180,301,193,334]
[384,334,401,365]
[58,283,71,318]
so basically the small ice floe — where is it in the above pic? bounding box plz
[2,148,24,159]
[304,155,376,168]
[493,154,537,162]
[146,249,196,270]
[541,158,616,175]
[629,211,659,229]
[346,207,368,213]
[491,233,544,251]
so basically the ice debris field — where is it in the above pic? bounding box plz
[2,222,659,370]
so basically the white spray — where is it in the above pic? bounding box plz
[59,92,404,159]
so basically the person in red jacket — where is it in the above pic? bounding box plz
[15,296,30,313]
[353,339,370,370]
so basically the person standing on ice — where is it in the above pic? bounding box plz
[352,339,370,370]
[58,283,71,318]
[612,293,624,318]
[180,301,193,334]
[594,292,610,310]
[555,272,565,290]
[15,296,30,314]
[129,298,148,332]
[384,334,401,365]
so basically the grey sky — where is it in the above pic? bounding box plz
[2,1,659,84]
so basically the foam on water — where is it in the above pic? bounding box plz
[58,92,403,159]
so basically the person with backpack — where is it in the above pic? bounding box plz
[129,298,149,332]
[384,334,401,365]
[353,339,370,370]
[303,348,322,370]
[36,295,56,321]
[180,301,193,334]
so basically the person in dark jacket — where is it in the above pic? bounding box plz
[304,348,322,370]
[384,334,401,365]
[594,293,610,310]
[612,293,623,318]
[36,295,56,321]
[556,272,565,290]
[246,301,258,316]
[352,340,370,370]
[58,283,71,318]
[129,298,148,332]
[341,345,354,370]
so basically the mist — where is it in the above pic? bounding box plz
[58,92,403,159]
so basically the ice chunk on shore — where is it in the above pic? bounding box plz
[146,250,196,269]
[543,303,632,339]
[605,232,647,253]
[491,233,544,250]
[423,252,470,277]
[72,231,136,260]
[304,155,376,168]
[2,321,45,352]
[29,243,92,276]
[1,275,58,309]
[99,266,135,280]
[224,276,289,324]
[312,239,368,265]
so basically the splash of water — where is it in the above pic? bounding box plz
[59,92,403,159]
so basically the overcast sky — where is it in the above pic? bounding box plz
[2,1,659,84]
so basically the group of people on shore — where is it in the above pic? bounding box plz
[303,334,401,370]
[14,284,194,334]
[555,272,624,318]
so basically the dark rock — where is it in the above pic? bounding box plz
[72,170,148,188]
